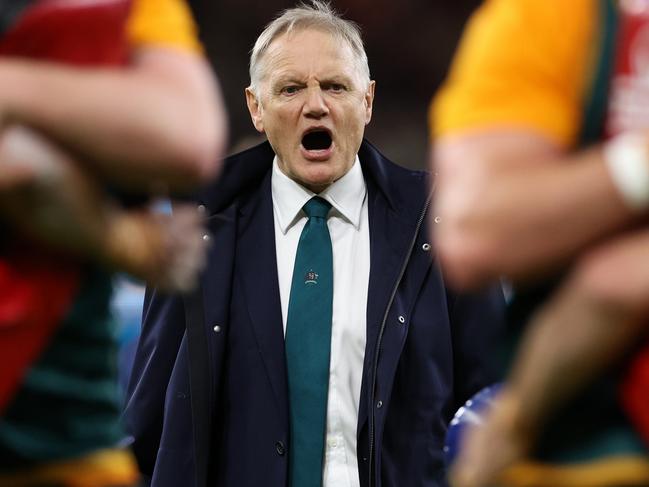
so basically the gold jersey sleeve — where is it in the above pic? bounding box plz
[126,0,202,54]
[431,0,598,148]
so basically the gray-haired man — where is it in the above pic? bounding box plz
[125,3,505,486]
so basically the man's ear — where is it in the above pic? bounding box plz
[245,87,265,133]
[364,80,376,125]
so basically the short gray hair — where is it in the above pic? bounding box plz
[249,1,370,95]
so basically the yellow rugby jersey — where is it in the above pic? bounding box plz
[431,0,602,149]
[126,0,202,53]
[431,3,649,481]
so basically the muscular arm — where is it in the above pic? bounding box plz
[432,130,637,288]
[429,0,636,288]
[0,125,206,291]
[510,228,649,426]
[449,229,649,487]
[0,46,227,192]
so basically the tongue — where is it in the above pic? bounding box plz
[302,131,331,150]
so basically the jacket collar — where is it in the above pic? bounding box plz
[196,139,429,221]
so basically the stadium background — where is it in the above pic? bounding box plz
[188,0,481,169]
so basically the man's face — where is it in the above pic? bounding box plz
[246,28,375,193]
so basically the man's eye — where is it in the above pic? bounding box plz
[281,86,300,95]
[328,84,346,92]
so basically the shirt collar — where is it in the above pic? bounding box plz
[271,155,366,235]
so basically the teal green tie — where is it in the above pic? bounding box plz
[285,196,333,487]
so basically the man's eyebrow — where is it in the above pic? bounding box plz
[272,75,305,86]
[321,75,354,85]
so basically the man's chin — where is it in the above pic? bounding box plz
[294,172,335,193]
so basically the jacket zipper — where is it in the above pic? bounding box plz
[367,194,432,487]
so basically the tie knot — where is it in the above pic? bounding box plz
[303,197,331,219]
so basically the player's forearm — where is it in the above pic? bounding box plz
[506,292,638,440]
[433,134,635,289]
[505,237,649,438]
[0,124,208,291]
[0,50,226,192]
[0,125,116,259]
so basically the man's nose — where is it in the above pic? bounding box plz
[302,88,329,118]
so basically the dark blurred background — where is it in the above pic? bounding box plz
[187,0,481,169]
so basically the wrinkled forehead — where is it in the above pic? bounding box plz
[258,27,362,84]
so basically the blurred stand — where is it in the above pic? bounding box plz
[112,275,146,398]
[189,0,481,168]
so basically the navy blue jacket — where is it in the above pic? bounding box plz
[124,140,505,487]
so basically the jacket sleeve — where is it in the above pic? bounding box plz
[123,286,187,477]
[449,283,506,408]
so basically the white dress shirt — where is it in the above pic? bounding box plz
[272,156,369,487]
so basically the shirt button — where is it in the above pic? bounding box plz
[422,243,431,251]
[213,325,221,333]
[376,400,383,409]
[327,438,338,448]
[202,233,211,242]
[434,216,442,224]
[398,315,406,324]
[275,441,286,456]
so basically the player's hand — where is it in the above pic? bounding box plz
[105,203,209,292]
[149,203,209,292]
[449,389,532,487]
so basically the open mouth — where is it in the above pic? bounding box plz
[301,129,332,151]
